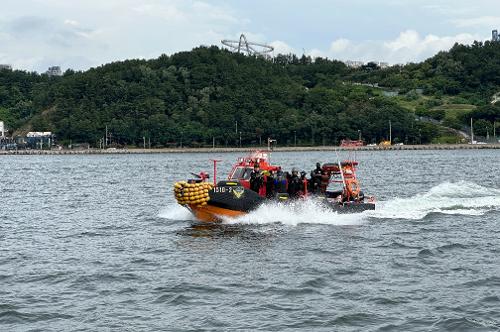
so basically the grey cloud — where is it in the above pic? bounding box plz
[5,15,98,48]
[7,16,52,36]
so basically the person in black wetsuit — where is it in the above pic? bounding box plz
[274,167,287,194]
[265,170,275,198]
[287,168,302,198]
[249,164,263,193]
[310,162,322,194]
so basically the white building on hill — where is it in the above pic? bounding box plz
[344,60,364,68]
[493,30,499,42]
[46,66,62,76]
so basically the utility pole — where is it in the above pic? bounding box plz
[143,136,146,149]
[358,130,361,142]
[212,136,215,149]
[105,125,108,147]
[389,120,392,144]
[471,118,474,143]
[239,131,242,148]
[148,137,151,149]
[294,131,297,147]
[494,121,496,141]
[235,121,238,134]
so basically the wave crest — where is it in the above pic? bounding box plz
[227,181,500,225]
[372,181,500,220]
[160,181,499,225]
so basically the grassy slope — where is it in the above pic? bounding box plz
[363,88,470,143]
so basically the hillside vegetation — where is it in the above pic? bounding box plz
[1,41,499,147]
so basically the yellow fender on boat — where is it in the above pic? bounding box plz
[173,181,214,206]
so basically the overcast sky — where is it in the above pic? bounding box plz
[1,0,499,72]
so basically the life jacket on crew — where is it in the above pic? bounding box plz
[345,178,361,200]
[301,177,308,196]
[320,172,330,193]
[259,171,270,197]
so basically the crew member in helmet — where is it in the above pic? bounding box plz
[249,164,263,193]
[310,162,322,193]
[287,168,302,198]
[274,167,287,193]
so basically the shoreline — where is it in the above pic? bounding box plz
[1,144,499,155]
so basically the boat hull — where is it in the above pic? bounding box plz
[187,204,247,222]
[185,200,375,223]
[327,202,375,213]
[178,180,375,223]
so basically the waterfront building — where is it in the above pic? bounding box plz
[26,132,55,149]
[0,121,4,137]
[0,64,12,70]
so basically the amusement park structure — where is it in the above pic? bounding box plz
[221,34,274,56]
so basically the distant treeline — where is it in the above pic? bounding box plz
[1,41,499,147]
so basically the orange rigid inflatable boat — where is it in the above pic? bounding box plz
[172,150,375,223]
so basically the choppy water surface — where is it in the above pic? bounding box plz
[1,150,499,331]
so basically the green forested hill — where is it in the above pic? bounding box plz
[1,43,499,147]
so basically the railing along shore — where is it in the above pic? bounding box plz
[1,144,499,155]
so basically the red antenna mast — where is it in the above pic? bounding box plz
[211,159,222,186]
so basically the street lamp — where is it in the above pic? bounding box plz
[494,120,497,141]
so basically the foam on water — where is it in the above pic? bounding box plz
[226,181,500,225]
[222,199,367,226]
[160,181,500,225]
[371,181,500,220]
[158,205,196,221]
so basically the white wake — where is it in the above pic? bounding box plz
[159,181,500,225]
[371,181,500,220]
[225,181,500,225]
[222,199,367,226]
[158,205,195,221]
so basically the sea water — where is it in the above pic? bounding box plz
[1,150,499,331]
